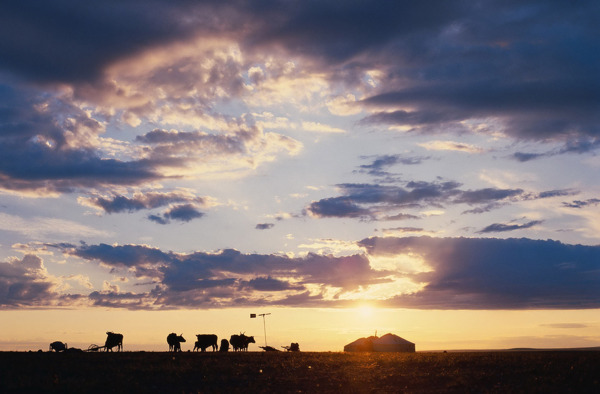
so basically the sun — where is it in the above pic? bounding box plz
[356,304,375,319]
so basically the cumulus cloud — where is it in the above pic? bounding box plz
[255,223,275,230]
[0,254,72,308]
[358,236,600,309]
[43,235,600,310]
[52,243,392,308]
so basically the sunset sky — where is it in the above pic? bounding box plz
[1,1,599,352]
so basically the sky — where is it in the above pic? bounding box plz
[1,0,600,352]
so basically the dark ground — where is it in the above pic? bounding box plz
[1,350,599,393]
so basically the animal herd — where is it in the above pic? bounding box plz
[167,333,256,352]
[48,331,262,353]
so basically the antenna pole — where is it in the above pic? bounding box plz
[259,313,271,346]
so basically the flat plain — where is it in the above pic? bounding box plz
[1,350,599,393]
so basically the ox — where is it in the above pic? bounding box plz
[49,341,67,352]
[219,339,229,352]
[193,334,218,352]
[230,334,255,352]
[167,333,186,352]
[105,332,123,352]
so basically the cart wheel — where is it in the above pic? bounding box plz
[88,344,100,352]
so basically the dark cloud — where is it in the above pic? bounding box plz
[164,204,204,222]
[307,197,373,219]
[54,243,391,308]
[537,189,578,199]
[351,1,600,145]
[381,213,420,221]
[307,181,529,219]
[84,191,205,214]
[357,154,430,176]
[454,188,524,205]
[146,204,205,225]
[359,236,600,309]
[135,129,250,155]
[0,0,217,83]
[0,83,161,193]
[255,223,274,230]
[242,276,304,292]
[0,254,65,308]
[477,220,543,234]
[148,214,169,225]
[513,138,600,161]
[562,199,600,209]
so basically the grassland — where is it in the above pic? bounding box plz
[1,350,599,393]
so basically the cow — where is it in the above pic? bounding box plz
[230,334,255,352]
[193,334,218,352]
[167,333,186,352]
[219,339,229,352]
[105,332,123,352]
[49,341,67,352]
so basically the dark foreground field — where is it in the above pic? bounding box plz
[1,351,599,393]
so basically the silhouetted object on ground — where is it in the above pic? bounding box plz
[87,344,104,352]
[65,347,83,353]
[230,334,255,351]
[259,346,280,352]
[49,341,67,352]
[219,339,229,352]
[344,333,415,353]
[105,332,124,352]
[282,343,300,352]
[167,333,186,352]
[193,334,218,352]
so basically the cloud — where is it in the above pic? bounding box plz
[0,254,74,308]
[358,236,600,309]
[255,223,275,230]
[146,204,206,225]
[0,0,210,84]
[418,140,484,153]
[53,243,392,308]
[477,220,543,234]
[80,190,207,214]
[563,199,600,209]
[358,154,430,176]
[540,323,588,329]
[0,82,161,194]
[301,121,345,134]
[306,181,528,220]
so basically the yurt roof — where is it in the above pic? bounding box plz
[345,336,377,347]
[373,333,414,345]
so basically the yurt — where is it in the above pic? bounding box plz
[344,333,415,353]
[372,333,415,353]
[343,336,376,352]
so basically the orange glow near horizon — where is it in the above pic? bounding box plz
[1,308,599,352]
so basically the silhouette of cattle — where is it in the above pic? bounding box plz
[230,334,255,352]
[105,332,123,352]
[219,339,229,352]
[167,333,186,352]
[193,334,218,352]
[49,341,67,352]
